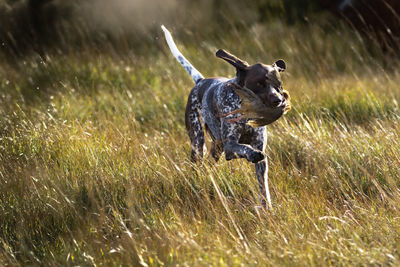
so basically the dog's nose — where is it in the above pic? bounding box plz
[270,94,283,107]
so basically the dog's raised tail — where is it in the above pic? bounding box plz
[161,25,204,84]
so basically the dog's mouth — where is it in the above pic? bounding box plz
[280,90,291,113]
[264,91,290,112]
[276,99,286,108]
[223,83,291,126]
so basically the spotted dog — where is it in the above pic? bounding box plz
[161,26,288,208]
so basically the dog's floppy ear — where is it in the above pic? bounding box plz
[216,49,249,70]
[273,59,286,72]
[216,49,249,86]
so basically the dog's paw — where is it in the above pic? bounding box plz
[249,151,266,163]
[225,151,236,161]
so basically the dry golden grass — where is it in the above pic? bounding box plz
[1,19,400,266]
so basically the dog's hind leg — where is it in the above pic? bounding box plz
[210,140,223,162]
[185,90,205,162]
[204,124,223,162]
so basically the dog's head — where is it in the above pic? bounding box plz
[216,49,289,109]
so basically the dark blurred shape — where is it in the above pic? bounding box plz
[0,0,178,58]
[0,0,75,57]
[253,0,323,24]
[0,0,399,58]
[320,0,400,53]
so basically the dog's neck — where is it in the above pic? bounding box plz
[230,77,240,85]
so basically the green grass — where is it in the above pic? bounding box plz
[1,20,400,266]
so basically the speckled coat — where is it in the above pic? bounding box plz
[162,26,288,208]
[185,77,270,206]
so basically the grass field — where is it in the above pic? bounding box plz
[1,17,400,265]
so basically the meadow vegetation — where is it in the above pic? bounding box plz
[1,3,400,265]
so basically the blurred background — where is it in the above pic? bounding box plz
[0,0,399,58]
[1,1,400,265]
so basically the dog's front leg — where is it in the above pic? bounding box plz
[255,160,272,209]
[224,140,265,163]
[222,121,265,163]
[251,127,272,209]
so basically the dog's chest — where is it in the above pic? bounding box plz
[199,80,262,143]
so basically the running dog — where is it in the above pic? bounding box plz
[161,25,289,208]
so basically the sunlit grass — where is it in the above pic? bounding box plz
[1,19,400,266]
